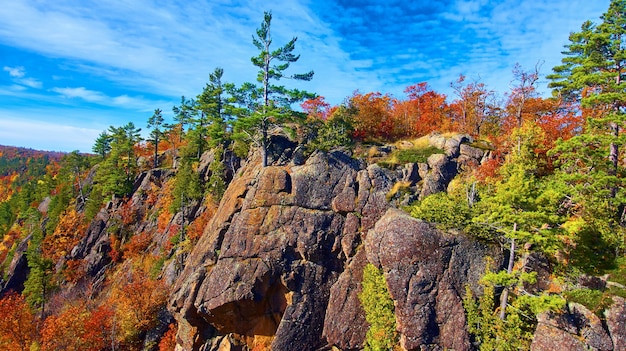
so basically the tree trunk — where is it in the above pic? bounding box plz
[154,135,159,169]
[499,224,517,320]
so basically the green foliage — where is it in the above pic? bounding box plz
[563,288,610,317]
[409,192,471,230]
[304,106,355,152]
[44,183,72,235]
[22,209,54,311]
[471,125,565,254]
[96,122,142,198]
[149,256,166,280]
[379,145,443,168]
[358,264,398,351]
[92,131,112,160]
[207,149,226,201]
[84,184,104,222]
[172,96,196,136]
[464,262,565,351]
[170,160,204,213]
[196,67,236,151]
[548,0,626,258]
[147,108,165,168]
[233,11,314,167]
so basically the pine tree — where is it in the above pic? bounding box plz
[548,0,626,256]
[147,108,165,168]
[22,209,53,314]
[92,131,112,160]
[97,122,142,198]
[233,11,314,166]
[196,67,236,151]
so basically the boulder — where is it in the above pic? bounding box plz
[363,209,499,351]
[532,302,613,351]
[421,154,457,198]
[459,143,485,160]
[607,296,626,351]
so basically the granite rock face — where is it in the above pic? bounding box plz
[169,148,500,350]
[169,151,395,350]
[363,209,498,351]
[531,303,614,351]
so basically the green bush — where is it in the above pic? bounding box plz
[358,263,398,351]
[409,192,469,230]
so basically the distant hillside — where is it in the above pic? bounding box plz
[0,145,65,177]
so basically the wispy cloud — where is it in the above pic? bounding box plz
[3,65,43,89]
[3,66,25,78]
[0,115,101,152]
[51,86,168,112]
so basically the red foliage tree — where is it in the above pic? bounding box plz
[0,292,37,351]
[41,303,114,351]
[301,96,332,120]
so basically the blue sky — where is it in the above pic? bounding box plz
[0,0,611,152]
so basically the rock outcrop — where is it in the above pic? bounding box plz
[531,302,614,351]
[169,147,501,350]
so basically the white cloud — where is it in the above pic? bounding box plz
[3,66,25,78]
[2,66,42,89]
[18,77,43,89]
[52,87,106,102]
[0,116,101,152]
[0,0,366,104]
[51,86,169,112]
[0,0,614,110]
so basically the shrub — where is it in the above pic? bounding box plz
[358,263,398,351]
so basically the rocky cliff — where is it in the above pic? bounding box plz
[168,136,500,350]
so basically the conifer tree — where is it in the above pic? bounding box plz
[92,131,112,160]
[233,11,314,166]
[97,122,142,198]
[172,96,195,136]
[196,67,235,151]
[147,108,165,168]
[22,209,53,314]
[548,0,626,255]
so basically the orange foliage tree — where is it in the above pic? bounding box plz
[392,82,450,138]
[449,74,500,137]
[41,304,114,351]
[0,292,37,351]
[111,273,168,344]
[349,91,394,140]
[42,208,87,263]
[301,96,333,120]
[158,323,177,351]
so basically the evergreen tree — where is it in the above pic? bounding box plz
[172,96,196,136]
[233,11,314,166]
[22,209,53,314]
[548,0,626,256]
[92,131,112,160]
[97,122,142,198]
[147,108,165,168]
[196,67,235,151]
[207,147,226,201]
[472,125,564,320]
[63,150,90,204]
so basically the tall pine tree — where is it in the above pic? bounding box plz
[233,11,314,166]
[548,0,626,256]
[147,108,165,168]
